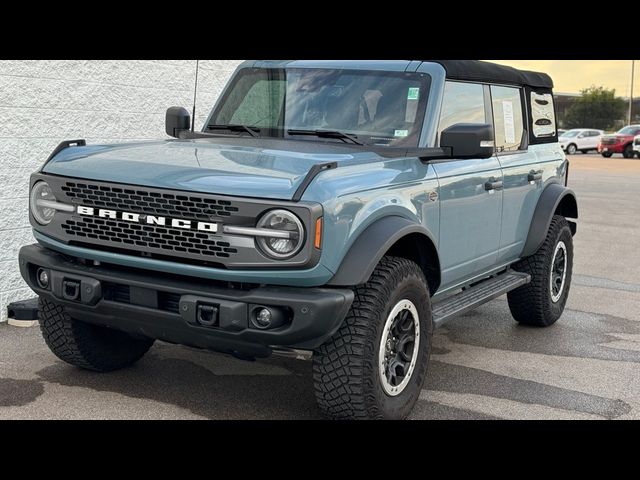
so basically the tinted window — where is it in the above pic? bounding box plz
[437,82,486,144]
[210,68,431,147]
[492,86,525,151]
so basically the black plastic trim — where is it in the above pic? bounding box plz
[521,183,578,258]
[328,216,440,288]
[292,161,337,201]
[42,139,86,170]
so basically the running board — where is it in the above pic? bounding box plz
[432,271,530,326]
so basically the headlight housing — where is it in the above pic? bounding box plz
[256,209,304,259]
[30,181,57,225]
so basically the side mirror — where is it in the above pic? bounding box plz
[440,123,494,159]
[165,106,191,138]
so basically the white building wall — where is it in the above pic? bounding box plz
[0,60,242,321]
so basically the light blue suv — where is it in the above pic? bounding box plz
[20,60,577,419]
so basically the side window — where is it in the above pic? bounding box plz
[491,85,525,152]
[437,81,486,144]
[530,91,557,138]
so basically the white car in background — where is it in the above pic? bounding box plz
[559,128,604,154]
[633,135,640,158]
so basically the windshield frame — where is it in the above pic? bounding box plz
[205,67,432,148]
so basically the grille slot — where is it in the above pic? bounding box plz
[61,182,239,221]
[62,217,238,259]
[158,291,181,314]
[104,282,182,314]
[104,283,131,303]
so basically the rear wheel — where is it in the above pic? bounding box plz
[623,144,634,158]
[39,298,154,372]
[507,215,573,327]
[312,257,432,420]
[566,143,577,155]
[602,152,613,158]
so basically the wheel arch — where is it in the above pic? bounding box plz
[327,216,441,295]
[521,183,578,258]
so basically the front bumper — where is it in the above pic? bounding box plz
[598,143,624,153]
[19,244,354,358]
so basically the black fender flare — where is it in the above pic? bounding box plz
[521,183,578,258]
[327,216,440,288]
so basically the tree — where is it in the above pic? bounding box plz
[563,86,626,130]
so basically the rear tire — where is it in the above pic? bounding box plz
[39,298,154,372]
[507,215,573,327]
[312,257,432,420]
[623,144,634,158]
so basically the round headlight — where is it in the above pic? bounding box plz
[256,209,304,259]
[30,181,56,225]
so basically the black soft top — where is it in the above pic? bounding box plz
[431,60,553,89]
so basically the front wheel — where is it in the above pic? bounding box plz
[39,298,154,372]
[312,257,432,420]
[507,215,573,327]
[602,152,613,158]
[623,144,634,158]
[566,144,577,155]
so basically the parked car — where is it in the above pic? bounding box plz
[559,128,604,154]
[19,60,577,420]
[633,135,640,158]
[557,129,567,137]
[597,125,640,158]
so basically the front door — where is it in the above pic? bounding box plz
[433,81,503,290]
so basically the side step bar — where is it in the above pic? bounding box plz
[432,270,530,326]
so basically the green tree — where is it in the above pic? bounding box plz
[563,86,626,130]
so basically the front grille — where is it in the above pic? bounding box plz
[60,181,239,221]
[601,138,617,145]
[62,216,238,259]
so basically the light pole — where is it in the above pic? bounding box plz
[629,60,635,125]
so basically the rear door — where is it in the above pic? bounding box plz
[433,81,503,290]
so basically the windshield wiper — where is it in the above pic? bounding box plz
[287,129,363,145]
[207,124,260,137]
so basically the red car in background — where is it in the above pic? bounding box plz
[598,125,640,158]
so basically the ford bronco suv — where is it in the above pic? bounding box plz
[19,60,577,419]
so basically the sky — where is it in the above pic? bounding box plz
[488,60,639,97]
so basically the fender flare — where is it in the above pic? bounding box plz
[327,216,440,288]
[521,183,578,258]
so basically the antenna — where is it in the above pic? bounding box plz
[191,60,199,132]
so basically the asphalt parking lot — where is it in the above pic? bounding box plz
[1,153,639,420]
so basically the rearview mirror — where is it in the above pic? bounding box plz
[165,106,191,138]
[440,123,494,159]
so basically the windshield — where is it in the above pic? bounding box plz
[207,68,431,147]
[561,130,580,138]
[617,126,640,135]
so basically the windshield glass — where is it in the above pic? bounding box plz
[207,68,431,147]
[617,126,640,135]
[561,130,580,138]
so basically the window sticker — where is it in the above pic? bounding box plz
[394,129,409,137]
[407,88,420,100]
[530,92,556,137]
[502,100,516,145]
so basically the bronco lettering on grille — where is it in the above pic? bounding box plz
[76,206,218,232]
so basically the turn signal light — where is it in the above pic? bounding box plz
[314,218,323,249]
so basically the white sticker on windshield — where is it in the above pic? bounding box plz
[394,129,409,137]
[502,100,516,144]
[407,88,420,100]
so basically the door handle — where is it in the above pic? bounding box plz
[528,170,543,182]
[484,179,503,191]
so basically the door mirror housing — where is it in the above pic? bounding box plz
[440,123,494,159]
[165,107,191,138]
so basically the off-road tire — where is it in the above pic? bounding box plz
[39,297,154,372]
[312,256,432,420]
[507,215,573,327]
[601,152,613,158]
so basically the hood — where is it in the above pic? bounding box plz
[42,139,380,200]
